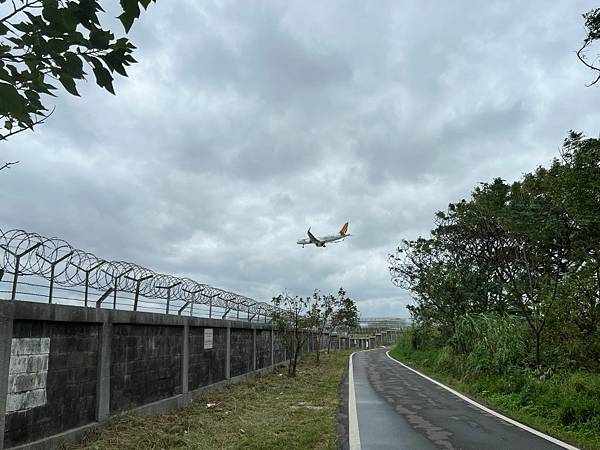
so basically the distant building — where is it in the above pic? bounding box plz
[358,317,409,330]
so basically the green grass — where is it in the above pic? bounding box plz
[389,344,600,450]
[71,351,351,450]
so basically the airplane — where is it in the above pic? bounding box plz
[297,222,351,248]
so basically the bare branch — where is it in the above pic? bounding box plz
[0,107,55,143]
[0,0,42,24]
[577,41,600,86]
[0,161,19,171]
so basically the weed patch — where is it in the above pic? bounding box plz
[72,351,351,450]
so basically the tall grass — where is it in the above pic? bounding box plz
[398,314,529,379]
[452,313,529,377]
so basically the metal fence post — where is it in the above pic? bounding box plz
[37,251,73,304]
[71,261,105,307]
[125,274,153,312]
[111,268,132,309]
[0,242,41,300]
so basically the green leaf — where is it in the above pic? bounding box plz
[13,22,31,33]
[89,28,112,49]
[47,38,70,53]
[118,12,135,33]
[58,75,79,96]
[0,82,26,115]
[121,0,141,18]
[93,66,114,94]
[119,0,140,32]
[42,1,60,26]
[101,51,127,76]
[59,6,79,32]
[61,52,84,79]
[0,67,9,83]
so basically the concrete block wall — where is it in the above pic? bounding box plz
[255,330,271,370]
[188,327,227,390]
[110,324,183,413]
[4,321,99,448]
[330,336,339,350]
[229,329,253,378]
[272,331,286,363]
[320,335,329,351]
[0,301,342,450]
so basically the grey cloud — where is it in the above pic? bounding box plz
[1,0,599,319]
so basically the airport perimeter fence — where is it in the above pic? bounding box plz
[0,228,278,322]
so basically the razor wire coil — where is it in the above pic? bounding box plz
[0,228,276,317]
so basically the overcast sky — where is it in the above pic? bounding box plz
[1,0,599,318]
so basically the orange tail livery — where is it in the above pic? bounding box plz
[339,222,349,236]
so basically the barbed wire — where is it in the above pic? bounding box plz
[0,228,277,319]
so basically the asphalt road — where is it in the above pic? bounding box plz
[350,348,571,450]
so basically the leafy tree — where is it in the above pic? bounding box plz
[308,289,336,363]
[390,238,463,335]
[545,133,600,363]
[271,293,314,377]
[0,0,156,152]
[577,8,600,86]
[329,288,359,351]
[498,172,572,367]
[389,133,600,368]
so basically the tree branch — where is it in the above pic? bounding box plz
[0,161,19,171]
[0,107,54,143]
[576,41,600,86]
[0,0,42,24]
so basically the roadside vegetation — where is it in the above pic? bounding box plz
[388,132,600,449]
[73,350,351,450]
[390,323,600,450]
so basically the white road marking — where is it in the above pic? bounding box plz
[348,352,362,450]
[385,351,579,450]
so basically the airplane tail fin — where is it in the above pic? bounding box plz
[339,222,349,236]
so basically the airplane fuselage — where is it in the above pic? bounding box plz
[297,234,345,246]
[297,222,351,247]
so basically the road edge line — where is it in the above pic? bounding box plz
[348,352,362,450]
[385,351,579,450]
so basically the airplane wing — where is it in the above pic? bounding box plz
[307,228,324,245]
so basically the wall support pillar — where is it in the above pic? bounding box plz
[252,328,257,371]
[0,302,15,450]
[270,327,274,367]
[225,326,231,380]
[96,320,112,423]
[182,323,189,395]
